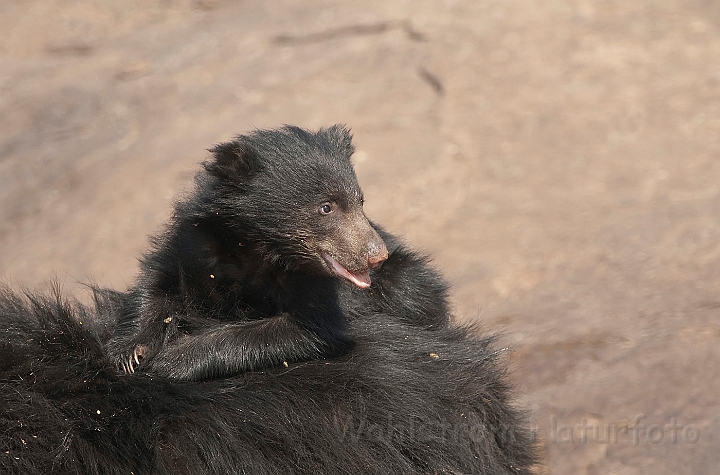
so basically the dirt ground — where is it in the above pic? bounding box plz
[2,1,719,473]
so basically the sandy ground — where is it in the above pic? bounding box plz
[2,1,720,473]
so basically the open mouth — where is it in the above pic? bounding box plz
[322,253,371,289]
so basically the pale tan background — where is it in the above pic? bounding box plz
[2,1,719,473]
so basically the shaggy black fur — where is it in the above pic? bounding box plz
[107,126,390,381]
[0,125,537,474]
[0,287,535,474]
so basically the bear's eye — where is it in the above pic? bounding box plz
[319,203,333,215]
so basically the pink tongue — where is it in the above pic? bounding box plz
[323,254,371,289]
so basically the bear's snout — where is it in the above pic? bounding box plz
[367,240,388,270]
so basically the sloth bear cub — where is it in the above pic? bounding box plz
[107,125,391,380]
[0,126,537,474]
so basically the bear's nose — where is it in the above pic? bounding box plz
[367,243,389,270]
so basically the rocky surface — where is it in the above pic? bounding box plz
[2,1,719,473]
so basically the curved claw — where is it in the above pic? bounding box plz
[115,345,149,375]
[117,355,137,374]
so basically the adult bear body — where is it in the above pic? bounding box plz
[0,287,536,475]
[0,126,537,474]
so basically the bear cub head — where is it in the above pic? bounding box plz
[200,125,388,288]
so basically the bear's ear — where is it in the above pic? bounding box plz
[204,141,261,182]
[326,124,355,158]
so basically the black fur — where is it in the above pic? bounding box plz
[0,286,536,474]
[107,126,389,381]
[0,125,538,474]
